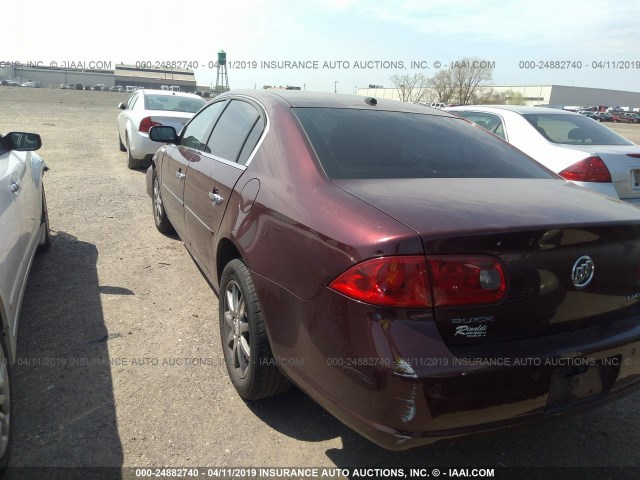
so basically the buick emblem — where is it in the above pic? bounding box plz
[571,256,595,288]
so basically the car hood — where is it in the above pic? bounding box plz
[333,178,640,240]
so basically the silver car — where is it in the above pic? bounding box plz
[117,89,206,169]
[0,131,50,465]
[446,105,640,203]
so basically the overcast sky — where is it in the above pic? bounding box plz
[4,0,639,92]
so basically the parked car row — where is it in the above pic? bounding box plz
[577,110,640,123]
[128,91,640,450]
[1,80,40,87]
[59,83,121,91]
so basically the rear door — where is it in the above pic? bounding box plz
[184,99,265,279]
[160,101,226,238]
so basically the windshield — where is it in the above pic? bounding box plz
[144,95,206,113]
[294,108,555,180]
[522,113,633,145]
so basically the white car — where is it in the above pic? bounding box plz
[446,105,640,203]
[117,89,206,169]
[0,131,50,465]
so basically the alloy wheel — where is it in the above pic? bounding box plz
[223,280,250,379]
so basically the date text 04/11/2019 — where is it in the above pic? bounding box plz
[519,60,640,69]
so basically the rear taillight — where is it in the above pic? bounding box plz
[139,117,162,133]
[329,255,507,308]
[329,256,431,308]
[428,255,506,307]
[559,156,611,183]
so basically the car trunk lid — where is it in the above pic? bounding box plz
[561,145,640,200]
[334,178,640,344]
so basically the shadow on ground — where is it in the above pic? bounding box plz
[6,231,123,480]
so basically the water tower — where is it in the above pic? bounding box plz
[215,50,229,92]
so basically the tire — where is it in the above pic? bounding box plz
[0,336,13,469]
[152,169,173,233]
[126,135,143,169]
[119,134,126,152]
[37,185,51,251]
[219,259,290,400]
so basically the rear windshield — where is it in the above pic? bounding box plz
[522,113,633,145]
[144,95,205,113]
[293,108,555,180]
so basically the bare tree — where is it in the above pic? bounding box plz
[474,87,506,104]
[389,73,429,103]
[472,88,527,105]
[504,89,526,105]
[450,57,494,104]
[428,69,456,104]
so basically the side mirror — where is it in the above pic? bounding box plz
[118,102,127,110]
[1,132,42,151]
[149,126,179,144]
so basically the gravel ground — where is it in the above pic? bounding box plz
[1,87,639,479]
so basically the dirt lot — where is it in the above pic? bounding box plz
[1,87,639,477]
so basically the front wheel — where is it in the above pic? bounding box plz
[219,259,290,400]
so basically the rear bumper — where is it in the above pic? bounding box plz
[130,131,160,161]
[252,272,640,450]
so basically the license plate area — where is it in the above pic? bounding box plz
[546,356,621,409]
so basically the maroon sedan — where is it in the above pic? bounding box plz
[147,90,640,450]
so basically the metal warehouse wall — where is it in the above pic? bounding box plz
[357,85,640,108]
[6,67,115,88]
[548,85,640,108]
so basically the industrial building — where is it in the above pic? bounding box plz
[357,84,640,110]
[0,63,198,92]
[0,63,114,88]
[113,64,197,92]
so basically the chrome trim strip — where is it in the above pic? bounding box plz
[185,205,213,232]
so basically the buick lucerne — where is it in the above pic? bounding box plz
[147,91,640,450]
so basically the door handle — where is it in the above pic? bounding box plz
[209,192,224,205]
[176,171,186,180]
[10,182,20,193]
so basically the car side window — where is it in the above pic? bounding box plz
[206,100,263,163]
[237,120,264,165]
[457,112,506,140]
[180,100,227,152]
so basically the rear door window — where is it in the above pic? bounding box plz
[206,100,263,163]
[180,100,227,152]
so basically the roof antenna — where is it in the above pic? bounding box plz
[364,97,377,106]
